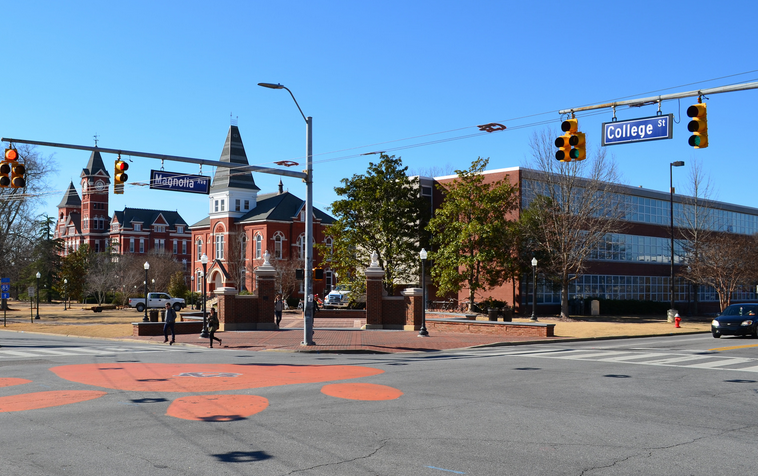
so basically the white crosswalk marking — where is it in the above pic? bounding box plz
[468,348,758,373]
[0,345,186,360]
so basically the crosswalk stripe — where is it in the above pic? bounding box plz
[685,357,754,369]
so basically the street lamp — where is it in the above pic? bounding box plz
[143,261,150,322]
[419,248,429,337]
[200,253,209,338]
[669,161,685,320]
[63,278,68,310]
[531,257,538,322]
[190,275,194,310]
[259,81,315,346]
[35,272,41,320]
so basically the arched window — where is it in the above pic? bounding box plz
[255,233,262,259]
[215,234,225,260]
[324,236,333,261]
[273,232,284,259]
[296,234,306,259]
[240,233,247,260]
[196,239,203,260]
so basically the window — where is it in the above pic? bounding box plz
[177,226,183,233]
[155,239,165,251]
[129,238,134,253]
[139,239,145,253]
[220,199,225,212]
[325,236,333,261]
[215,234,224,260]
[255,234,262,259]
[182,240,187,254]
[244,200,250,210]
[235,199,241,212]
[296,234,306,259]
[134,224,141,232]
[240,233,247,260]
[196,239,203,260]
[154,225,165,233]
[274,232,283,259]
[214,200,219,212]
[95,241,100,252]
[83,215,88,230]
[173,240,178,254]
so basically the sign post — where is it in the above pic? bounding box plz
[1,278,8,327]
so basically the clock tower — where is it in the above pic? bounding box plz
[80,149,111,252]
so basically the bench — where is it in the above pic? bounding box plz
[425,317,555,337]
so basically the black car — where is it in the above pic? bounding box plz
[711,304,758,338]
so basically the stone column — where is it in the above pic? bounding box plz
[364,252,385,329]
[401,288,423,331]
[255,252,278,330]
[214,286,238,332]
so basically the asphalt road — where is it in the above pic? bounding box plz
[2,332,758,475]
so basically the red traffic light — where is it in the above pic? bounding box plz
[5,148,18,161]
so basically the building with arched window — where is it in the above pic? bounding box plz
[189,125,335,299]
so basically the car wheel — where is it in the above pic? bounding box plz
[712,331,721,338]
[173,303,182,312]
[136,303,145,313]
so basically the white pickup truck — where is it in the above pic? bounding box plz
[128,293,185,312]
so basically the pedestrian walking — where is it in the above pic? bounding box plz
[274,294,284,327]
[163,302,176,345]
[208,307,222,348]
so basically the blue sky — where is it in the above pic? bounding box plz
[2,0,756,227]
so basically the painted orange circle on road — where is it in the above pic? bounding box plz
[321,383,403,401]
[50,363,384,392]
[0,390,106,412]
[167,394,269,421]
[0,378,32,388]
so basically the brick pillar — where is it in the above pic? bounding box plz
[365,264,385,329]
[401,288,423,331]
[215,287,237,332]
[255,259,277,330]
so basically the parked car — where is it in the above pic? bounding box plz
[711,303,758,338]
[128,293,186,313]
[324,285,366,309]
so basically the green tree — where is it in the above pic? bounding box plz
[168,271,189,299]
[427,157,520,309]
[321,154,430,296]
[32,214,62,302]
[59,245,91,303]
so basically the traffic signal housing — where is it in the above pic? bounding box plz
[555,134,572,161]
[10,161,25,188]
[687,102,708,149]
[570,132,586,161]
[0,161,10,188]
[4,148,18,162]
[4,148,24,188]
[555,119,580,162]
[114,158,129,194]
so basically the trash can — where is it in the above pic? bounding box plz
[149,310,159,322]
[488,308,499,321]
[591,300,600,316]
[160,310,166,322]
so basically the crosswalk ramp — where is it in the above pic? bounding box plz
[469,348,758,373]
[0,344,188,360]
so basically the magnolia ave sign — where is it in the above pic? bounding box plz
[150,170,211,194]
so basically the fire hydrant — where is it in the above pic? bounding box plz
[674,313,681,328]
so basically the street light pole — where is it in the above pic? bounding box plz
[531,257,538,322]
[143,261,150,322]
[35,272,41,320]
[190,275,194,310]
[200,253,209,338]
[670,161,685,318]
[63,278,68,311]
[258,82,315,346]
[419,248,429,337]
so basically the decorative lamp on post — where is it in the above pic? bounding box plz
[669,161,685,321]
[35,272,41,320]
[419,248,429,337]
[259,81,315,346]
[63,278,68,311]
[200,253,209,338]
[142,261,150,322]
[531,257,538,322]
[190,275,194,310]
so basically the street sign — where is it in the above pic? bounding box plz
[28,287,35,297]
[150,170,211,195]
[602,114,673,146]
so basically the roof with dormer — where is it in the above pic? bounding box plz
[57,181,81,208]
[113,207,188,230]
[188,191,334,228]
[80,149,109,178]
[210,125,260,192]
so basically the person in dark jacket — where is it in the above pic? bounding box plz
[208,307,222,348]
[163,302,176,345]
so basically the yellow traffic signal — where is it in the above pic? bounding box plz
[114,158,129,194]
[4,148,18,161]
[687,102,708,149]
[10,162,25,188]
[0,161,10,188]
[561,119,578,135]
[570,132,586,161]
[555,134,572,161]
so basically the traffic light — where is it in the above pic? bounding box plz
[687,102,708,149]
[10,161,25,188]
[114,158,129,194]
[555,119,579,162]
[570,132,586,161]
[0,161,10,188]
[4,148,18,161]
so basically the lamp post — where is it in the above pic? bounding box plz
[200,253,209,338]
[143,261,150,322]
[259,81,315,346]
[419,248,429,337]
[35,272,41,320]
[63,278,68,310]
[670,161,685,319]
[531,257,538,322]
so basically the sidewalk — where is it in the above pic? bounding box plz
[1,302,712,354]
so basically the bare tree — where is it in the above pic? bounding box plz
[274,257,303,302]
[84,253,118,305]
[143,251,183,293]
[522,129,625,319]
